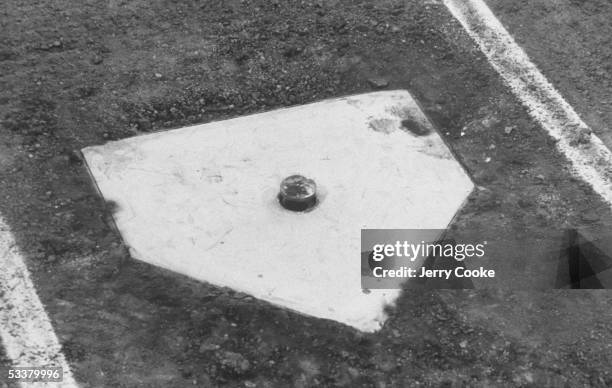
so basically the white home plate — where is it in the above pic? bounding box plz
[82,90,473,332]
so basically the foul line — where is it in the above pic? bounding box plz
[0,217,78,388]
[443,0,612,207]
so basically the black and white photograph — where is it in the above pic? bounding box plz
[1,0,612,386]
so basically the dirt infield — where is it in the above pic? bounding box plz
[1,0,612,386]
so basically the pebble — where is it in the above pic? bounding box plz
[433,312,449,321]
[217,351,251,375]
[347,367,360,379]
[367,76,389,89]
[581,210,600,223]
[91,54,103,65]
[569,126,591,146]
[199,342,220,353]
[136,118,152,131]
[31,251,46,260]
[481,116,500,129]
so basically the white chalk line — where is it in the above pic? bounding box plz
[0,217,78,388]
[443,0,612,207]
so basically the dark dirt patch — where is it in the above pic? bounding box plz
[401,117,430,136]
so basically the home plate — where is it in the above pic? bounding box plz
[82,90,473,332]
